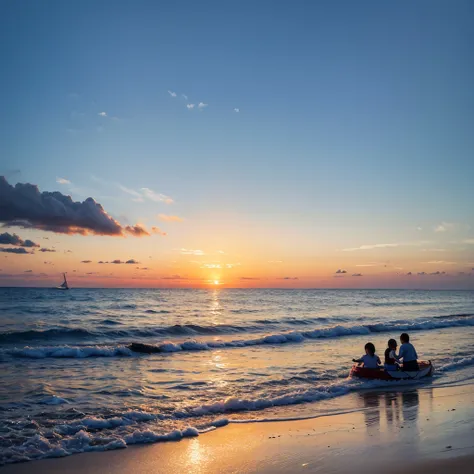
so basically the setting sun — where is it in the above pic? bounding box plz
[213,280,220,285]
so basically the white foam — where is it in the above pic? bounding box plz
[38,395,70,405]
[8,345,133,359]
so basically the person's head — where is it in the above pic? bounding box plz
[365,342,376,356]
[400,333,409,343]
[388,338,397,349]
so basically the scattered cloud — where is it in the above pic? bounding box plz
[335,269,347,274]
[186,104,195,109]
[352,273,363,277]
[342,243,399,251]
[463,239,474,244]
[198,102,208,109]
[112,259,123,264]
[56,177,71,185]
[430,271,447,275]
[406,272,412,276]
[434,222,455,233]
[217,250,225,254]
[124,224,151,237]
[0,232,39,248]
[268,260,283,264]
[421,248,446,252]
[424,261,456,265]
[0,176,147,237]
[126,259,139,264]
[81,260,92,263]
[180,249,205,256]
[98,112,107,117]
[201,263,221,269]
[38,247,56,252]
[140,188,174,204]
[24,269,32,273]
[150,226,166,236]
[234,108,240,113]
[0,247,31,254]
[240,277,260,280]
[161,275,188,280]
[277,277,299,280]
[355,262,382,267]
[158,214,182,222]
[168,90,177,98]
[417,227,422,231]
[417,272,427,275]
[181,94,188,100]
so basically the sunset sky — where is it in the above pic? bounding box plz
[1,1,473,289]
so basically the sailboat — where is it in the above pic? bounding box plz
[56,273,69,290]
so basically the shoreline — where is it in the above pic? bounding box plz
[3,383,474,473]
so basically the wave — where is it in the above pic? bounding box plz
[5,314,474,359]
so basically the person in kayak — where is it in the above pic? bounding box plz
[384,338,399,371]
[396,333,419,371]
[352,342,381,369]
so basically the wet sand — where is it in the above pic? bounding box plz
[3,383,474,473]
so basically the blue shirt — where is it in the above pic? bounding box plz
[398,342,418,362]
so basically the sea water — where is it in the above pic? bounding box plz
[0,288,473,465]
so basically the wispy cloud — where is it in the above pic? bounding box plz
[56,177,71,185]
[352,273,363,277]
[355,262,383,267]
[240,277,259,280]
[118,184,174,204]
[168,90,177,98]
[335,269,347,274]
[182,94,188,100]
[434,222,455,233]
[234,108,240,113]
[151,226,167,236]
[198,102,208,109]
[342,243,400,251]
[81,260,92,263]
[424,261,456,265]
[201,263,221,269]
[464,239,474,244]
[158,214,183,222]
[98,112,107,117]
[421,248,446,252]
[180,249,205,256]
[277,277,299,280]
[38,248,55,252]
[186,104,195,110]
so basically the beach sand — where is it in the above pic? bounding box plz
[3,383,474,473]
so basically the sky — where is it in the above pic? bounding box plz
[0,0,473,289]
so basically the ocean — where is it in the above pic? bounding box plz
[1,288,473,465]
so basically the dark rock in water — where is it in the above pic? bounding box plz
[128,342,161,353]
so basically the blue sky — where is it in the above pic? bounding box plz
[1,1,473,287]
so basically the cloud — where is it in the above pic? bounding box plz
[234,108,240,113]
[182,94,188,100]
[81,260,92,263]
[198,102,208,109]
[342,243,400,252]
[24,269,32,273]
[240,277,260,280]
[112,259,122,264]
[158,214,182,223]
[434,222,455,233]
[168,90,177,97]
[151,226,167,236]
[39,247,55,252]
[186,104,195,109]
[464,239,474,244]
[424,261,456,265]
[161,275,188,280]
[56,177,71,185]
[430,271,446,275]
[277,277,299,280]
[417,227,422,231]
[0,176,147,237]
[421,248,446,252]
[140,188,174,204]
[98,112,107,117]
[117,184,174,204]
[217,250,225,254]
[335,269,347,274]
[352,273,363,277]
[126,259,139,264]
[125,224,151,237]
[417,272,427,275]
[201,263,221,269]
[180,249,205,255]
[86,272,99,275]
[0,247,31,254]
[0,232,39,248]
[406,272,412,276]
